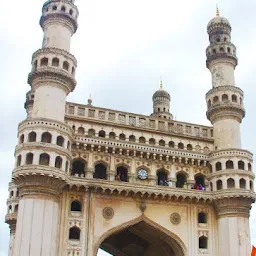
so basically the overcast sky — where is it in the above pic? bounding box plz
[0,0,255,255]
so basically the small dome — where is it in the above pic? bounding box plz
[153,88,170,100]
[207,16,231,30]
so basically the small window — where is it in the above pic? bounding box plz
[88,129,95,137]
[69,227,80,240]
[98,130,106,138]
[178,142,184,149]
[55,156,62,169]
[213,96,219,103]
[52,5,57,11]
[94,163,107,180]
[77,127,85,135]
[176,172,187,188]
[63,61,69,71]
[226,160,234,169]
[149,138,155,145]
[56,136,64,147]
[216,162,222,171]
[232,94,237,103]
[52,58,59,67]
[116,166,128,182]
[26,153,33,165]
[198,212,207,224]
[19,134,24,144]
[248,163,252,171]
[222,94,228,102]
[199,236,208,249]
[139,137,146,144]
[109,132,116,139]
[28,132,36,142]
[39,153,50,166]
[227,47,231,53]
[40,58,48,66]
[227,178,235,188]
[69,9,73,15]
[169,141,175,148]
[72,159,85,176]
[159,140,165,147]
[239,178,246,189]
[61,6,66,12]
[41,132,52,143]
[238,161,244,170]
[71,201,81,212]
[129,135,135,142]
[119,133,126,141]
[216,180,223,190]
[157,170,168,186]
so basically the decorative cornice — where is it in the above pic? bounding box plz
[208,170,255,179]
[206,54,237,68]
[206,85,243,98]
[209,148,253,160]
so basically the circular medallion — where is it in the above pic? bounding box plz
[170,213,181,225]
[102,207,114,220]
[138,169,148,180]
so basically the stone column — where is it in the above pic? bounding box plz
[8,222,16,256]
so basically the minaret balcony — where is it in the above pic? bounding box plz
[206,52,237,68]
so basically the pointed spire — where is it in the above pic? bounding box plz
[216,5,220,17]
[160,80,163,90]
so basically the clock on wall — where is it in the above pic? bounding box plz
[137,169,148,180]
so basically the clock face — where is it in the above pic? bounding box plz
[138,169,148,180]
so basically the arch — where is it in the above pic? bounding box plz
[239,178,246,189]
[17,155,22,167]
[219,47,224,53]
[98,130,106,138]
[71,66,75,75]
[69,226,80,240]
[248,163,252,171]
[69,9,73,15]
[216,180,223,190]
[116,166,128,182]
[26,153,33,165]
[232,94,237,102]
[213,49,216,54]
[238,160,245,170]
[250,180,253,190]
[119,133,126,141]
[52,57,59,67]
[226,160,234,169]
[199,236,208,249]
[194,173,205,189]
[95,216,186,256]
[178,142,184,149]
[128,135,135,142]
[71,201,81,212]
[41,132,52,143]
[77,127,85,135]
[159,139,165,147]
[139,136,146,144]
[55,156,62,169]
[213,96,219,103]
[56,136,64,147]
[8,205,12,214]
[157,169,168,186]
[227,178,235,188]
[187,144,192,151]
[10,191,14,198]
[216,162,222,171]
[176,171,187,188]
[109,132,116,139]
[40,57,48,66]
[222,94,228,102]
[63,61,69,71]
[61,5,66,12]
[19,134,24,144]
[52,5,57,11]
[94,163,107,180]
[198,212,207,224]
[169,141,175,148]
[149,138,155,145]
[39,153,50,166]
[227,47,231,53]
[88,129,95,137]
[71,159,86,176]
[14,205,19,213]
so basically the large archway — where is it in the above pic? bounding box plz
[97,219,185,256]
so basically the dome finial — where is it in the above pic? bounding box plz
[216,5,220,17]
[88,94,92,105]
[160,80,163,90]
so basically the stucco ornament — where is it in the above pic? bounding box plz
[102,207,114,220]
[170,213,181,225]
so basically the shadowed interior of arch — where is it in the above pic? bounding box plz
[97,221,184,256]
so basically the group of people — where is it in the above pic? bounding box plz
[158,180,205,190]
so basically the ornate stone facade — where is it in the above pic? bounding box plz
[5,2,255,256]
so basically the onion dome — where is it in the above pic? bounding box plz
[207,7,231,32]
[152,82,170,100]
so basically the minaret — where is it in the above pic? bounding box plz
[206,8,255,256]
[151,81,173,119]
[6,1,79,255]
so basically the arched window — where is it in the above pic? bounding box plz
[149,138,155,145]
[69,227,80,240]
[119,133,126,141]
[227,47,231,53]
[220,47,224,52]
[239,178,246,189]
[210,182,213,191]
[222,94,228,102]
[157,170,168,186]
[207,99,211,108]
[238,160,245,170]
[187,144,192,151]
[52,5,57,11]
[216,162,222,171]
[216,180,223,190]
[52,58,59,67]
[39,153,50,166]
[69,9,73,16]
[8,205,12,214]
[116,166,128,182]
[213,96,219,103]
[232,94,237,102]
[226,160,234,169]
[10,191,14,198]
[178,142,184,149]
[17,155,22,167]
[250,180,253,190]
[109,132,116,139]
[248,163,252,171]
[40,58,48,66]
[19,134,24,144]
[176,172,187,188]
[56,136,64,147]
[63,61,69,71]
[71,159,86,176]
[128,135,135,142]
[98,130,106,138]
[77,127,84,135]
[227,178,235,188]
[159,140,165,147]
[198,212,207,224]
[169,141,175,148]
[194,174,205,189]
[28,131,36,142]
[61,6,66,12]
[55,156,62,169]
[93,163,107,180]
[26,153,33,165]
[88,129,95,137]
[14,205,19,213]
[71,201,81,212]
[41,132,52,143]
[209,164,213,173]
[139,137,146,144]
[199,236,208,249]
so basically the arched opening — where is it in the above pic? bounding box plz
[207,99,211,108]
[239,178,246,189]
[109,132,116,139]
[199,236,208,249]
[77,127,85,135]
[8,205,12,214]
[26,153,33,165]
[139,137,146,144]
[14,205,19,213]
[69,9,73,15]
[39,153,50,166]
[198,212,207,224]
[69,227,80,240]
[88,129,95,137]
[248,163,252,171]
[219,47,224,53]
[119,133,126,141]
[250,181,253,190]
[222,94,228,102]
[97,220,185,256]
[159,139,165,147]
[71,159,86,176]
[10,191,14,198]
[194,174,205,190]
[17,155,22,167]
[94,163,107,180]
[116,166,128,182]
[55,156,62,169]
[176,172,187,188]
[238,160,245,170]
[40,57,48,66]
[71,201,81,212]
[63,61,69,71]
[149,138,155,145]
[52,57,59,67]
[61,6,66,12]
[178,142,184,149]
[232,94,237,102]
[157,169,168,186]
[129,135,135,142]
[227,178,235,188]
[41,132,52,143]
[169,141,175,148]
[226,160,234,169]
[98,130,106,138]
[187,144,192,151]
[216,162,222,171]
[19,134,24,144]
[52,5,57,11]
[216,180,223,190]
[213,96,219,103]
[210,182,213,191]
[56,136,64,147]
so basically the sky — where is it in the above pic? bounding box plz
[0,0,255,255]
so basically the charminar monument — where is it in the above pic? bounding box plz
[5,1,255,255]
